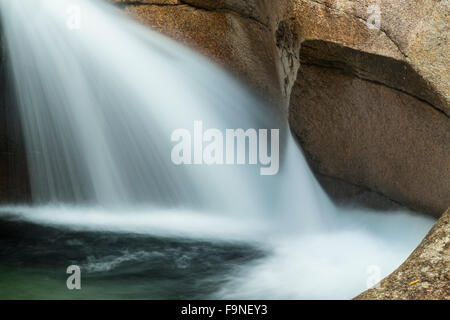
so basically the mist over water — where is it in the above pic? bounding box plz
[0,0,434,299]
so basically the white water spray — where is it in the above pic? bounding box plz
[0,0,434,299]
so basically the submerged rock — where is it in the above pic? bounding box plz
[356,207,450,300]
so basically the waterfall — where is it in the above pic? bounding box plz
[0,0,434,299]
[0,0,327,216]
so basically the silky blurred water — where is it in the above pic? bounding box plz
[0,0,435,299]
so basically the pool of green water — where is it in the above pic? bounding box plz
[0,215,263,299]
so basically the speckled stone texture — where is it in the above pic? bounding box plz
[356,207,450,300]
[289,0,450,217]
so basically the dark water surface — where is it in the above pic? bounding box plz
[0,215,264,299]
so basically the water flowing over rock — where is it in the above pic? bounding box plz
[112,0,301,109]
[111,0,449,217]
[109,0,449,300]
[290,0,450,218]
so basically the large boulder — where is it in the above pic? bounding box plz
[289,0,450,217]
[113,0,449,217]
[290,61,450,216]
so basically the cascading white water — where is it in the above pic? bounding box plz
[0,0,434,299]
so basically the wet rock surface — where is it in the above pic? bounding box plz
[356,207,450,300]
